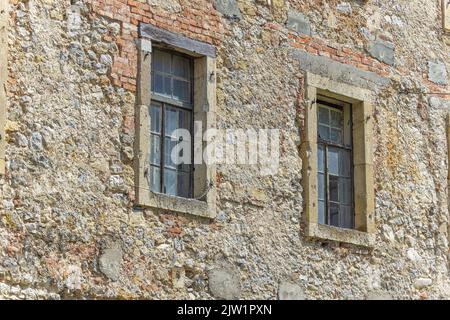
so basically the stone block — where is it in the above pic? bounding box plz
[428,60,448,85]
[214,0,242,20]
[366,39,395,66]
[278,281,305,300]
[208,267,240,300]
[287,10,311,36]
[99,246,123,281]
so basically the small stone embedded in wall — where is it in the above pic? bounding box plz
[208,267,241,300]
[214,0,242,20]
[336,2,352,15]
[366,39,395,66]
[99,246,123,281]
[428,60,448,85]
[287,10,311,36]
[66,5,82,36]
[414,277,432,289]
[366,290,393,300]
[278,281,305,300]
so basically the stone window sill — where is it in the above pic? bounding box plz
[307,223,375,248]
[136,189,215,219]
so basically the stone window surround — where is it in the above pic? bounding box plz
[301,72,376,247]
[0,0,7,176]
[134,23,217,219]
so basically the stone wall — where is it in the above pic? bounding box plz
[0,0,449,299]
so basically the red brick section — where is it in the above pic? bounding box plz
[85,0,225,92]
[287,31,448,96]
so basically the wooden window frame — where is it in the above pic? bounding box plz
[150,49,195,198]
[135,24,217,218]
[317,98,354,229]
[301,72,376,247]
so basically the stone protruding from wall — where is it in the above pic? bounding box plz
[287,10,311,36]
[208,267,241,300]
[213,0,242,20]
[278,281,306,300]
[428,60,448,85]
[366,39,395,66]
[99,244,123,281]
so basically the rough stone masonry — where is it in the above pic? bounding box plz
[0,0,449,300]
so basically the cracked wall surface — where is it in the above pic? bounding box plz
[0,0,449,299]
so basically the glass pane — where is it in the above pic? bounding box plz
[153,73,164,94]
[339,178,352,205]
[172,55,190,79]
[150,104,161,133]
[318,125,329,140]
[340,205,353,229]
[329,175,339,202]
[150,135,161,165]
[318,200,325,225]
[149,166,161,193]
[340,149,351,177]
[318,144,324,173]
[173,79,191,104]
[165,107,179,136]
[328,148,339,175]
[177,171,191,198]
[164,169,177,196]
[330,109,343,128]
[329,203,339,227]
[153,50,171,73]
[330,128,343,144]
[318,173,325,200]
[318,107,329,125]
[164,75,172,96]
[164,137,178,169]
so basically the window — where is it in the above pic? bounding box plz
[149,49,194,198]
[135,24,217,218]
[317,98,354,229]
[301,72,375,247]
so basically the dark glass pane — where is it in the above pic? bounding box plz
[164,76,172,96]
[149,166,161,193]
[340,149,352,177]
[150,104,161,133]
[318,144,324,173]
[340,205,353,229]
[318,173,325,200]
[178,108,191,132]
[153,50,171,73]
[329,203,339,227]
[318,106,329,125]
[173,79,191,104]
[330,109,343,128]
[329,175,339,202]
[330,128,343,144]
[177,171,191,198]
[318,200,325,225]
[163,169,177,196]
[318,125,329,140]
[172,55,190,79]
[164,137,178,169]
[339,177,352,205]
[328,147,339,175]
[150,135,161,165]
[165,107,178,136]
[153,73,164,94]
